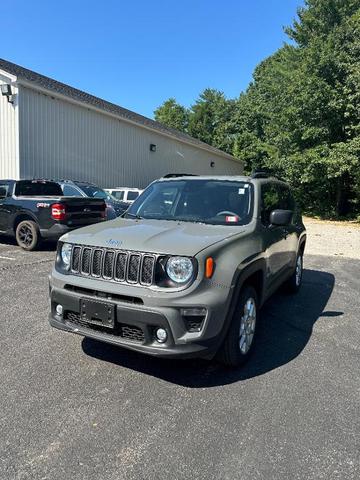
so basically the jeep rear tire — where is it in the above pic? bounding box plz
[15,220,41,251]
[218,286,259,367]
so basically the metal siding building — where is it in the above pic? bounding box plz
[0,59,243,188]
[0,70,19,179]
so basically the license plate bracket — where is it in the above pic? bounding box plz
[80,299,115,329]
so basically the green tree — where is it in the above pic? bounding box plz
[187,89,237,154]
[153,0,360,217]
[234,0,360,216]
[154,98,189,133]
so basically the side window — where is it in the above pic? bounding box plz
[0,183,9,199]
[113,191,124,200]
[276,185,294,210]
[261,183,280,225]
[127,191,139,201]
[62,185,82,197]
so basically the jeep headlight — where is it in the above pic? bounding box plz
[166,256,193,283]
[61,243,72,270]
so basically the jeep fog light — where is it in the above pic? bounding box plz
[56,304,63,316]
[155,328,167,343]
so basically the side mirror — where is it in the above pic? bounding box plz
[270,209,293,226]
[0,187,7,199]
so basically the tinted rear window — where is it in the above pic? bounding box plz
[15,181,63,196]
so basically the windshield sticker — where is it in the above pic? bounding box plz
[238,188,245,194]
[225,215,239,223]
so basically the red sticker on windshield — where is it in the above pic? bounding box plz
[225,215,239,223]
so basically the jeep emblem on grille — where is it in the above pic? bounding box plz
[105,239,123,248]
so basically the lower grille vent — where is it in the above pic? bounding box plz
[64,310,145,343]
[119,324,145,342]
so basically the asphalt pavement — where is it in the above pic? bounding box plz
[0,237,359,480]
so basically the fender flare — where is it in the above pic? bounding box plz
[211,258,266,354]
[13,211,39,232]
[230,257,266,308]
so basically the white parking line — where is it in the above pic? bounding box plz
[0,255,15,260]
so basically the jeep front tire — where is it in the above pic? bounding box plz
[218,285,259,367]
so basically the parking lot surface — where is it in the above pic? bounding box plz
[0,238,359,480]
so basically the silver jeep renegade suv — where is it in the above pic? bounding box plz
[49,173,306,367]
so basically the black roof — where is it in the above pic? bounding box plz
[0,58,238,161]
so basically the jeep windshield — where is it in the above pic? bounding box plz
[125,179,253,225]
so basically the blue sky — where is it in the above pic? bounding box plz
[1,0,303,118]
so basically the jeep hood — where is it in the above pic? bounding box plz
[61,218,245,256]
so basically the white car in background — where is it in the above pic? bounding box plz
[105,187,143,204]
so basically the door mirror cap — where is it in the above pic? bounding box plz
[270,209,293,226]
[0,187,7,199]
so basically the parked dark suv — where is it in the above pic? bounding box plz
[49,173,306,367]
[58,180,128,219]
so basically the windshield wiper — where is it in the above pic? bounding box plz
[171,217,206,224]
[124,212,142,219]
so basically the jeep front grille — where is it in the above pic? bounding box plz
[70,245,156,286]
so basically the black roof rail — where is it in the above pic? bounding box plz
[251,169,287,182]
[251,169,288,183]
[162,173,199,178]
[58,179,95,185]
[18,178,58,183]
[251,169,271,179]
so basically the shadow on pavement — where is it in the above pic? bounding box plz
[82,268,337,388]
[0,234,57,252]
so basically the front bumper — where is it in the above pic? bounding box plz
[49,272,233,359]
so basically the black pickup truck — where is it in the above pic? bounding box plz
[0,179,106,250]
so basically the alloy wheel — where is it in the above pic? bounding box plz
[239,297,257,355]
[295,255,303,287]
[18,224,34,247]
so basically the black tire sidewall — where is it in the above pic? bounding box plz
[15,220,40,251]
[286,252,303,294]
